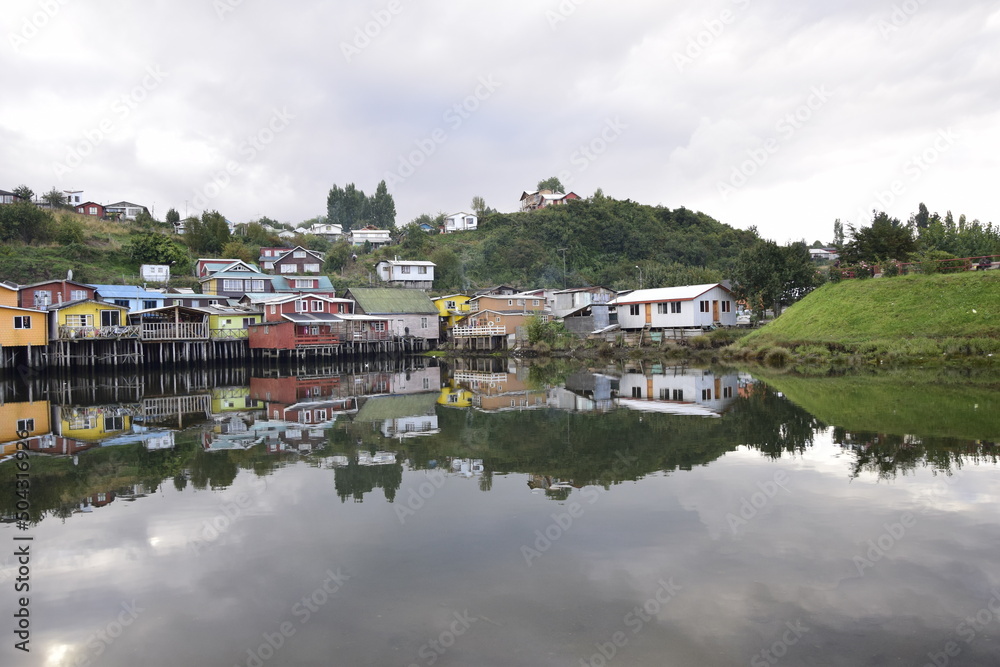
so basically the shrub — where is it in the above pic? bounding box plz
[688,335,711,349]
[763,347,790,367]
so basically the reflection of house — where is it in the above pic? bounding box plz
[53,405,133,441]
[352,393,440,439]
[455,369,548,412]
[451,458,484,476]
[616,368,738,416]
[437,381,473,408]
[211,386,262,413]
[0,401,52,443]
[549,372,618,412]
[611,283,737,329]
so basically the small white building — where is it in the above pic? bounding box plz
[443,212,477,233]
[305,223,343,240]
[611,283,737,329]
[140,264,171,283]
[375,259,436,289]
[350,226,392,248]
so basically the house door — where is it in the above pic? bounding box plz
[712,300,720,321]
[645,304,652,325]
[714,377,721,400]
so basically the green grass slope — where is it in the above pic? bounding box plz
[738,272,1000,356]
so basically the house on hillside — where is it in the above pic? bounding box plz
[0,190,27,205]
[344,288,439,343]
[75,201,106,218]
[519,189,581,212]
[375,259,436,289]
[92,285,166,312]
[810,248,839,261]
[442,212,477,233]
[141,264,170,283]
[195,259,259,278]
[610,283,736,330]
[272,247,325,275]
[304,223,343,241]
[349,226,392,248]
[104,201,149,220]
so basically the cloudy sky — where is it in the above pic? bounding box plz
[3,0,998,243]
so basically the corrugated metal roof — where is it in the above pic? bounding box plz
[91,285,167,299]
[346,288,438,314]
[609,283,730,305]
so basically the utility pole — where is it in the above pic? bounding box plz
[635,265,643,290]
[557,248,568,288]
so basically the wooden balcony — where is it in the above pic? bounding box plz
[210,328,250,340]
[58,325,140,340]
[453,324,506,338]
[141,322,210,341]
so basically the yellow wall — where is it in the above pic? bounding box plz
[56,302,128,327]
[58,407,132,441]
[0,286,18,308]
[209,313,261,331]
[0,402,51,443]
[434,295,472,328]
[0,307,48,347]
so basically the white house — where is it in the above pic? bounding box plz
[350,226,392,248]
[443,212,477,233]
[140,264,170,283]
[809,248,839,261]
[610,283,737,329]
[305,223,343,240]
[105,201,149,220]
[375,259,436,289]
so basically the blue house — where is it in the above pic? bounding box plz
[90,285,167,312]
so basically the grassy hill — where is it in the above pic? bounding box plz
[733,272,1000,362]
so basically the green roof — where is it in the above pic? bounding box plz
[346,288,438,314]
[353,393,438,422]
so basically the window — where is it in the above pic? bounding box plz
[672,389,684,401]
[315,409,328,422]
[700,300,710,313]
[223,279,242,291]
[423,378,430,389]
[33,291,51,307]
[304,263,320,273]
[270,304,277,314]
[659,388,669,400]
[629,304,640,316]
[104,416,124,431]
[70,289,88,301]
[209,300,220,305]
[293,251,306,258]
[172,299,182,306]
[373,322,385,332]
[421,317,428,328]
[418,266,427,274]
[312,300,324,312]
[723,386,734,398]
[517,299,524,306]
[13,316,31,329]
[88,206,97,214]
[100,310,120,327]
[280,264,296,273]
[495,316,501,323]
[243,318,254,328]
[533,300,540,306]
[295,279,314,288]
[143,300,157,309]
[702,389,712,400]
[251,280,265,292]
[508,300,513,306]
[296,300,308,312]
[401,265,411,274]
[264,250,273,257]
[657,303,668,315]
[631,386,642,398]
[300,410,312,423]
[114,299,129,307]
[445,301,455,309]
[722,301,732,313]
[66,314,91,327]
[671,302,682,314]
[17,418,34,433]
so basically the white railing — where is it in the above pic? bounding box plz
[453,325,506,337]
[141,322,210,340]
[58,325,140,340]
[454,372,508,384]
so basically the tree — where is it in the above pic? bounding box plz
[832,219,844,248]
[41,187,66,208]
[730,240,820,318]
[184,210,231,255]
[123,232,192,272]
[165,208,180,225]
[327,183,371,233]
[367,180,396,229]
[471,196,487,218]
[220,240,256,264]
[12,185,34,202]
[537,176,565,193]
[0,202,55,244]
[840,211,916,264]
[324,241,353,273]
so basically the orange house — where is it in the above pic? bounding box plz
[0,282,18,308]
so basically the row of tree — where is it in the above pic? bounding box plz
[326,180,395,233]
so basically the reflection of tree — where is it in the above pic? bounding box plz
[334,456,403,503]
[190,451,239,490]
[835,427,999,480]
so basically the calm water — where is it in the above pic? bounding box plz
[2,360,999,667]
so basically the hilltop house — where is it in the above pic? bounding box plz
[519,189,580,212]
[271,247,325,275]
[75,201,106,218]
[610,283,736,330]
[0,190,27,205]
[104,201,149,220]
[349,226,392,248]
[442,212,477,233]
[375,259,436,289]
